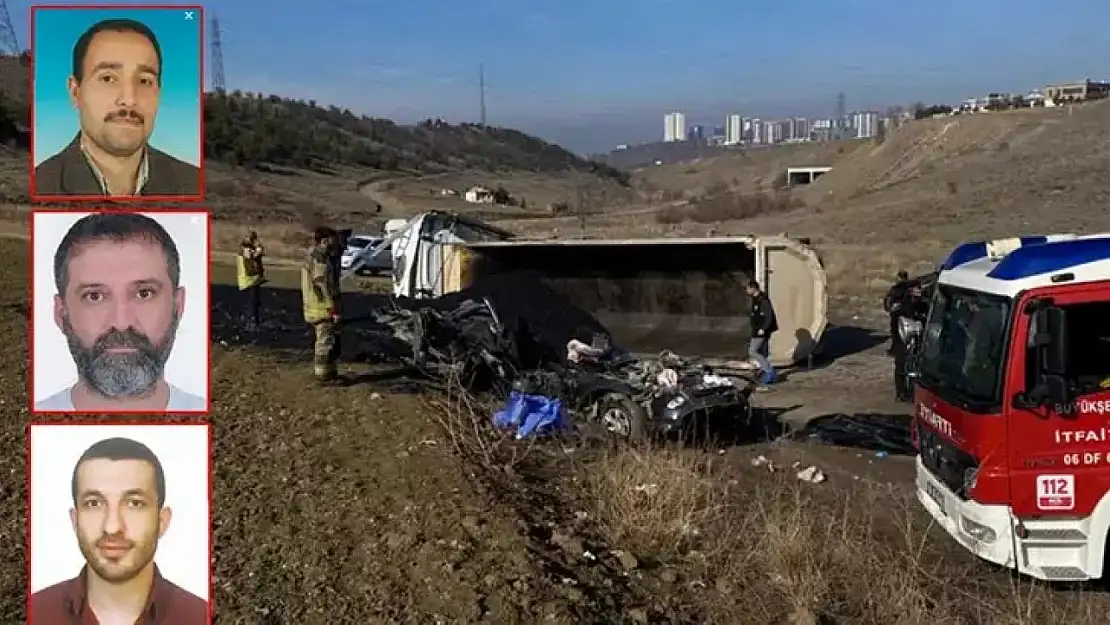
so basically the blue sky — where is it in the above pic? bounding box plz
[13,0,1110,154]
[30,6,201,166]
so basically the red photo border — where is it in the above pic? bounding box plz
[27,208,213,415]
[25,421,215,625]
[28,4,207,203]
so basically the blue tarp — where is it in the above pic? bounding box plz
[492,390,572,439]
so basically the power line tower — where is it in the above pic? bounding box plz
[0,0,21,55]
[209,14,226,92]
[834,92,846,140]
[478,63,486,126]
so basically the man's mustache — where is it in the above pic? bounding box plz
[105,109,144,123]
[95,327,155,352]
[97,535,135,550]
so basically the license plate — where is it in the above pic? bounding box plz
[924,480,947,516]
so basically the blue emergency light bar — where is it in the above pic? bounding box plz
[940,236,1048,270]
[940,234,1110,281]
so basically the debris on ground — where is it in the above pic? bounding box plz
[795,465,827,484]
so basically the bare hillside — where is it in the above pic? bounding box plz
[633,140,863,197]
[784,103,1110,244]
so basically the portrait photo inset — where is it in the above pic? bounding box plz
[29,423,210,625]
[31,6,204,200]
[32,211,209,413]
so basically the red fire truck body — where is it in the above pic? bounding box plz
[913,234,1110,581]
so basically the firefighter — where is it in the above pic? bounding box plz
[236,230,266,329]
[301,227,342,383]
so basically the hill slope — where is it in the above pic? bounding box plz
[789,103,1110,243]
[203,91,627,182]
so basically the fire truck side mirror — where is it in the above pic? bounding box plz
[1042,374,1070,405]
[1033,306,1068,376]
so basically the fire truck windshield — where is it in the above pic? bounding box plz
[917,285,1011,412]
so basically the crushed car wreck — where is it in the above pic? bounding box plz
[359,271,754,440]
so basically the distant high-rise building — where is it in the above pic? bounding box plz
[764,120,781,144]
[852,111,879,139]
[725,113,743,145]
[792,117,810,141]
[779,119,793,141]
[688,124,705,142]
[750,117,763,144]
[663,111,686,142]
[741,117,754,142]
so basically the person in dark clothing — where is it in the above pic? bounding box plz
[746,280,779,385]
[884,270,912,355]
[886,273,928,402]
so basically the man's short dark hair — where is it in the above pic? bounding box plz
[71,437,166,509]
[54,212,181,295]
[72,18,163,86]
[747,280,761,291]
[313,227,336,244]
[897,270,909,281]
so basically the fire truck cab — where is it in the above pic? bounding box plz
[913,234,1110,581]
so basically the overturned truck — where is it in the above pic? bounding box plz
[346,212,830,438]
[373,211,829,367]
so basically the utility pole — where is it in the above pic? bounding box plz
[835,92,846,140]
[209,14,226,92]
[0,0,19,55]
[479,63,487,126]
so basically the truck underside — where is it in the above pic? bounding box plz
[446,238,827,367]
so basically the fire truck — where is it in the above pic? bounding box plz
[912,234,1110,581]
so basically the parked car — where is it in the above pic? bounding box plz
[340,235,392,276]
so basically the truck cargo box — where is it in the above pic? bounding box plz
[439,237,827,367]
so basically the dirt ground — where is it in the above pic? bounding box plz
[4,238,1110,624]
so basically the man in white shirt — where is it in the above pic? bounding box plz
[35,212,205,413]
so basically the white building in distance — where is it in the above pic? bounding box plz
[725,113,743,145]
[663,111,686,142]
[852,111,880,139]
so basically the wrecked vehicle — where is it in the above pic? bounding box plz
[363,271,753,440]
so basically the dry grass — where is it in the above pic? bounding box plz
[635,140,863,197]
[426,378,1109,624]
[588,446,1109,624]
[656,191,804,225]
[385,170,637,216]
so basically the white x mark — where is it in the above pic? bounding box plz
[184,11,194,20]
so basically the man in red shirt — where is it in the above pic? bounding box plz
[29,437,208,624]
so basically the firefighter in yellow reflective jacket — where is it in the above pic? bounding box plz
[236,230,266,329]
[301,227,342,382]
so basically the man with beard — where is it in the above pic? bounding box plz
[33,18,200,197]
[35,212,205,412]
[30,437,208,624]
